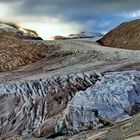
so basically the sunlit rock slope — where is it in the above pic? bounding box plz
[97,19,140,50]
[0,29,44,72]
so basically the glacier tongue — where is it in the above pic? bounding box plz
[55,70,140,134]
[1,70,140,138]
[0,72,101,138]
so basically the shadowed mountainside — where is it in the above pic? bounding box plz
[97,19,140,50]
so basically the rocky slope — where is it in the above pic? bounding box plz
[0,30,44,72]
[97,19,140,50]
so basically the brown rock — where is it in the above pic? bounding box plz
[97,19,140,50]
[53,35,66,40]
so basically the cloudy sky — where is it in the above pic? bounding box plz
[0,0,140,39]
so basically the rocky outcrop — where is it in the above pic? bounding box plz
[53,35,67,40]
[97,19,140,50]
[0,30,44,72]
[0,22,43,40]
[1,71,140,139]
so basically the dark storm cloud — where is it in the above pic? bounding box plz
[1,0,140,32]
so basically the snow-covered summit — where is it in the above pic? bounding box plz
[68,31,103,39]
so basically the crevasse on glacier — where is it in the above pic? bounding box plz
[55,70,140,136]
[1,70,140,138]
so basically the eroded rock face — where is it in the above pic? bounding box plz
[97,19,140,50]
[0,72,101,139]
[1,71,140,139]
[0,30,44,72]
